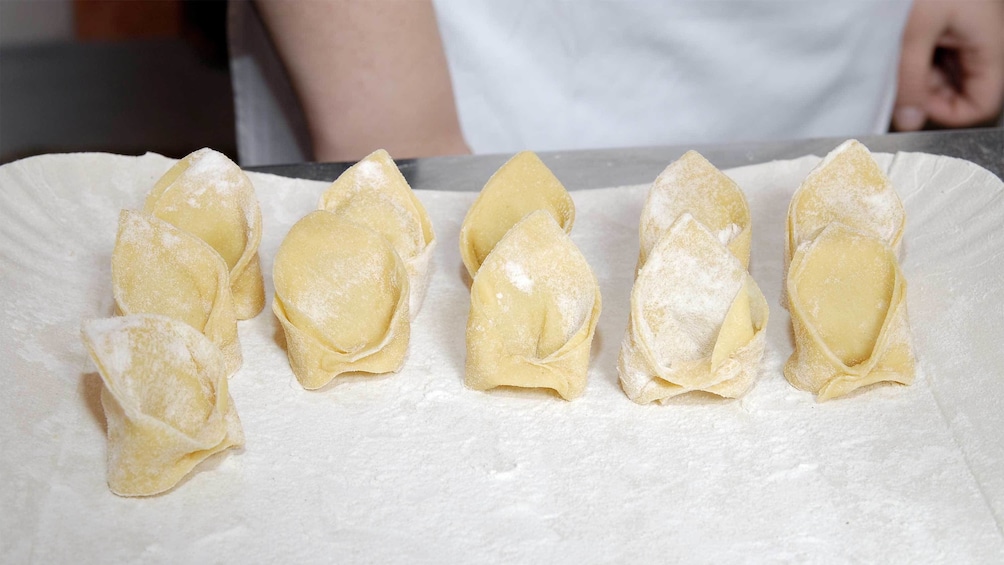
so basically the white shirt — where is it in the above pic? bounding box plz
[433,0,913,154]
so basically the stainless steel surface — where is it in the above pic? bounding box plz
[251,128,1002,190]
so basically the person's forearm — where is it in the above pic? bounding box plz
[256,0,470,161]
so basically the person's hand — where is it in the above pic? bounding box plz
[894,0,1004,131]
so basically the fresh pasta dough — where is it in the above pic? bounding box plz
[783,140,914,400]
[459,151,575,278]
[638,150,751,269]
[619,214,768,403]
[273,211,410,389]
[112,210,241,376]
[785,223,915,401]
[81,314,244,497]
[466,210,601,400]
[785,140,906,277]
[145,148,265,320]
[318,149,436,318]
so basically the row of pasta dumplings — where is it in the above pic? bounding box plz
[81,148,265,496]
[455,142,914,405]
[80,148,439,497]
[79,141,914,496]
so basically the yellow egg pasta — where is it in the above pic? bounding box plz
[112,210,241,376]
[785,223,915,401]
[466,211,601,400]
[619,214,768,404]
[638,150,751,269]
[459,151,575,279]
[785,139,906,285]
[81,314,244,497]
[145,148,265,320]
[272,211,410,389]
[318,149,436,318]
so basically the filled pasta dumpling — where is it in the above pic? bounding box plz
[112,210,241,375]
[638,150,751,269]
[273,211,410,389]
[786,140,906,272]
[619,214,768,403]
[459,151,574,278]
[785,223,915,400]
[145,148,265,320]
[466,210,601,400]
[318,149,436,317]
[81,314,244,497]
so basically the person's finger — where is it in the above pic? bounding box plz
[895,46,934,130]
[894,0,946,131]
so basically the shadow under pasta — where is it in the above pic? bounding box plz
[658,390,736,406]
[479,385,567,401]
[79,371,107,434]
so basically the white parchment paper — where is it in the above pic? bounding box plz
[1,151,1002,562]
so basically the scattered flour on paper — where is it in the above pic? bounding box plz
[0,151,1002,562]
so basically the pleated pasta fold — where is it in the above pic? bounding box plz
[112,210,241,375]
[784,139,906,295]
[619,214,768,403]
[466,211,601,400]
[639,150,751,269]
[459,151,575,278]
[81,314,244,497]
[785,223,915,400]
[145,148,265,319]
[272,211,410,389]
[318,149,436,318]
[783,140,914,400]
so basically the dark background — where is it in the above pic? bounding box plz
[1,0,235,164]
